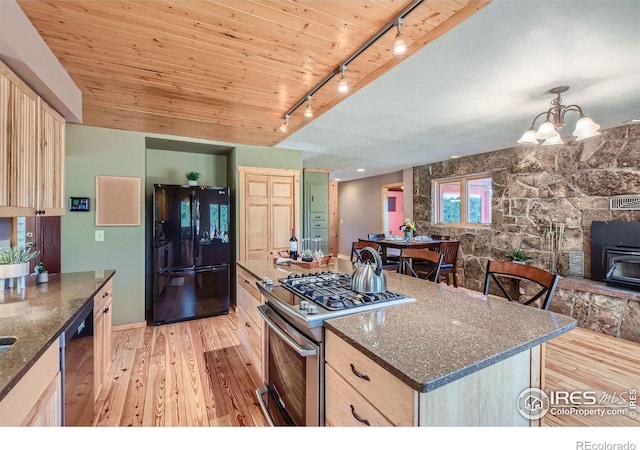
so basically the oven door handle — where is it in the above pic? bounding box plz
[255,385,275,427]
[257,306,318,357]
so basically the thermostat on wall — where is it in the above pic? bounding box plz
[69,197,90,212]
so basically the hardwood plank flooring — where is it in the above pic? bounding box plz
[94,310,267,426]
[95,310,639,427]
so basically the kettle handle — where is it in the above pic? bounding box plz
[361,246,383,276]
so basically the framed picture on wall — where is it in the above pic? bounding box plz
[96,176,141,226]
[388,197,396,212]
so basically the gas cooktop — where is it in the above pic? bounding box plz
[278,272,407,311]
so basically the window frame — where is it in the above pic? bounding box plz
[432,172,492,227]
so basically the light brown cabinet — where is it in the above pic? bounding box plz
[0,339,62,426]
[0,59,65,218]
[235,265,263,385]
[238,166,300,260]
[325,329,545,427]
[94,278,113,402]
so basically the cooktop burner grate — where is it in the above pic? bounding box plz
[278,272,406,311]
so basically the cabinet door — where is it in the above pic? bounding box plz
[308,183,327,213]
[93,305,105,402]
[270,175,295,256]
[244,174,270,259]
[38,99,65,215]
[0,71,9,209]
[22,372,62,426]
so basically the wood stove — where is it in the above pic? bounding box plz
[591,221,640,291]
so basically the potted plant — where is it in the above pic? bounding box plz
[301,248,313,262]
[0,246,40,290]
[399,218,416,241]
[506,249,533,265]
[35,262,48,284]
[185,171,201,186]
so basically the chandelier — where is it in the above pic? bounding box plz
[517,86,601,145]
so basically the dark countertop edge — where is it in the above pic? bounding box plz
[0,270,116,401]
[325,319,577,393]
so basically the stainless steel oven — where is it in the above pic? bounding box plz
[256,303,321,426]
[254,272,414,427]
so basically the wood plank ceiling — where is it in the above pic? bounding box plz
[19,0,490,147]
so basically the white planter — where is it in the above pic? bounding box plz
[37,272,49,284]
[0,262,30,291]
[187,180,197,186]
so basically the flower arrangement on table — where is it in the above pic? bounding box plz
[399,218,416,240]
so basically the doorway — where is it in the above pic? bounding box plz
[381,183,404,237]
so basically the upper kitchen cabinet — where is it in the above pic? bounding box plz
[0,60,65,218]
[238,166,300,260]
[303,170,329,255]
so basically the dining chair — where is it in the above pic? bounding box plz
[437,240,460,287]
[367,233,385,241]
[352,240,398,270]
[431,234,451,241]
[482,260,560,310]
[397,248,443,282]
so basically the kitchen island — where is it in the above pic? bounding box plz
[0,270,115,425]
[236,258,576,426]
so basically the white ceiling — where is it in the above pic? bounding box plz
[278,0,640,182]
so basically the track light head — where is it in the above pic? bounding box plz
[337,65,349,94]
[279,115,289,133]
[393,18,407,55]
[304,96,313,118]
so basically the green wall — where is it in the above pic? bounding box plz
[63,125,147,325]
[63,123,303,325]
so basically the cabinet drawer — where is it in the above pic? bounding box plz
[237,282,261,327]
[94,279,113,312]
[237,266,260,300]
[308,221,326,229]
[325,364,393,427]
[308,212,327,222]
[325,330,414,426]
[237,306,262,381]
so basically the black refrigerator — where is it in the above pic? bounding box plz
[152,184,230,325]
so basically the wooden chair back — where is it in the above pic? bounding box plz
[431,234,451,241]
[436,240,460,287]
[482,260,560,310]
[397,248,443,282]
[367,233,385,241]
[351,240,379,263]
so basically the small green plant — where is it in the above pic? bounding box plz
[185,171,201,182]
[301,248,313,261]
[36,262,47,273]
[0,246,40,264]
[506,249,532,262]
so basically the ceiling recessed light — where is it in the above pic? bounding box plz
[450,155,462,159]
[632,117,640,123]
[333,178,341,182]
[356,168,365,172]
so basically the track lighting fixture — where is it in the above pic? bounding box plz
[517,86,601,145]
[277,0,424,134]
[279,115,289,133]
[392,18,407,56]
[337,66,349,94]
[304,96,313,118]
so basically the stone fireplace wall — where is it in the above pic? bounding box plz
[413,124,640,292]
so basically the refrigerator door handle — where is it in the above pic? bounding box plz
[194,264,229,273]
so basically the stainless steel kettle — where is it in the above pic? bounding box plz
[351,247,387,294]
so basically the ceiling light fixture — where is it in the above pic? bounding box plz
[279,115,289,133]
[278,0,424,133]
[517,86,601,146]
[304,95,313,118]
[337,65,349,94]
[393,18,408,56]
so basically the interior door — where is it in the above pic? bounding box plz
[22,216,61,273]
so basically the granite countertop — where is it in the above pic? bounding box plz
[237,258,576,393]
[0,270,115,401]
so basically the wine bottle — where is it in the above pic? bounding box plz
[289,228,298,260]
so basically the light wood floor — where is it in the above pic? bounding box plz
[95,310,639,427]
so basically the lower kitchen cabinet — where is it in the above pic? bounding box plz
[325,329,544,427]
[236,265,263,386]
[0,339,62,426]
[94,278,113,403]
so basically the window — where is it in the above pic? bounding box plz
[434,174,492,226]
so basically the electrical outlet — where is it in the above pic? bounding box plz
[95,230,104,242]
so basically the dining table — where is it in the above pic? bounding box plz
[367,237,457,263]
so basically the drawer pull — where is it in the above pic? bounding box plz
[102,291,109,298]
[244,279,250,284]
[103,307,109,314]
[350,363,370,381]
[350,405,370,426]
[245,322,251,328]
